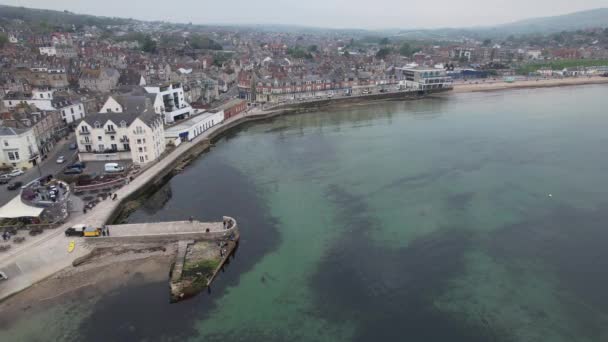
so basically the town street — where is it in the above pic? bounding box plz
[0,134,77,207]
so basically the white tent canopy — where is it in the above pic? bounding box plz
[0,196,44,218]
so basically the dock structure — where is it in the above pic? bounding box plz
[88,217,237,244]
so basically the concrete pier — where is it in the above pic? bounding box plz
[87,219,235,245]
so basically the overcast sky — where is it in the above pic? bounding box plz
[1,0,607,29]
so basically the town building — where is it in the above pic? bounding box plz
[164,110,224,146]
[1,103,66,155]
[79,68,120,93]
[216,99,247,119]
[13,67,69,89]
[75,101,165,165]
[396,67,453,91]
[0,127,40,170]
[3,89,86,125]
[144,82,193,124]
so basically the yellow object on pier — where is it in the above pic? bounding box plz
[68,240,75,253]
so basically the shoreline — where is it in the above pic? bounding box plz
[1,77,607,308]
[451,76,608,93]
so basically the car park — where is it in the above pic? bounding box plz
[7,181,23,191]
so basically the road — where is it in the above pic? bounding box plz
[0,134,77,207]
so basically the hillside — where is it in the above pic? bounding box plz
[0,5,133,31]
[497,8,608,35]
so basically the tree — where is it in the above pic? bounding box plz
[380,37,390,45]
[482,39,492,46]
[343,50,350,58]
[399,42,413,56]
[0,33,8,49]
[189,34,222,50]
[142,35,157,53]
[376,47,392,59]
[307,45,318,52]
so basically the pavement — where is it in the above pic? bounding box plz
[0,112,248,300]
[0,134,78,207]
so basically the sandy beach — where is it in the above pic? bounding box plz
[452,76,608,93]
[0,243,176,327]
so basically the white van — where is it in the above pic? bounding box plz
[104,163,125,173]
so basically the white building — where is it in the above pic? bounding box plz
[39,46,57,56]
[75,104,165,165]
[397,67,453,91]
[164,110,225,147]
[0,127,40,170]
[144,82,193,124]
[3,89,85,125]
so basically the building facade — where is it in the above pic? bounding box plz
[0,127,40,170]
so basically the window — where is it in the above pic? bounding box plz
[84,136,90,143]
[107,124,115,132]
[70,108,74,114]
[98,136,102,141]
[14,151,19,160]
[94,121,101,128]
[81,125,89,133]
[98,144,104,151]
[111,144,117,151]
[142,138,146,143]
[107,109,111,113]
[85,145,92,152]
[123,144,129,150]
[137,139,141,144]
[79,105,82,110]
[139,156,144,163]
[120,120,127,128]
[135,126,144,134]
[72,115,75,122]
[3,141,7,147]
[40,94,44,99]
[138,147,143,152]
[8,152,15,160]
[145,155,148,161]
[110,135,115,141]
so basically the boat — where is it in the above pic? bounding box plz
[68,240,75,253]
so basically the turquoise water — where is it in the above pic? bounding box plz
[3,85,608,341]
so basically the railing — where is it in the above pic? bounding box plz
[105,129,116,134]
[79,131,90,135]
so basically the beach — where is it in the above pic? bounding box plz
[452,76,608,93]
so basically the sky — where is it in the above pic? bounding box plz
[1,0,607,29]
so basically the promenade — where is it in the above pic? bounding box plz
[0,110,255,300]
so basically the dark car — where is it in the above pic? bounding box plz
[7,182,23,191]
[0,178,9,185]
[68,162,86,169]
[64,227,84,237]
[69,143,78,150]
[63,168,83,175]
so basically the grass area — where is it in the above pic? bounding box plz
[183,258,221,279]
[516,59,608,75]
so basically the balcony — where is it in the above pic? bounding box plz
[120,137,129,143]
[105,129,116,134]
[79,131,90,135]
[79,139,91,144]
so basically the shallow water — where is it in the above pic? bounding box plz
[3,85,608,341]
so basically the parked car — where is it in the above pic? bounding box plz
[56,156,66,164]
[7,181,23,191]
[8,169,24,177]
[69,143,78,150]
[63,168,83,175]
[0,271,7,280]
[0,177,9,184]
[104,163,125,173]
[65,224,86,237]
[68,161,86,169]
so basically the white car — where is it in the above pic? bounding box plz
[8,169,24,177]
[56,156,66,164]
[0,271,7,280]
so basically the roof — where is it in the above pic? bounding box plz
[215,99,245,111]
[82,110,160,128]
[0,195,44,218]
[0,126,28,136]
